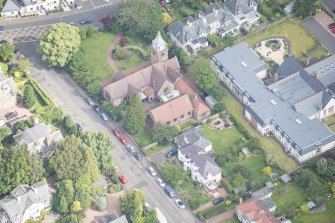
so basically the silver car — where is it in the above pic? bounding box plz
[101,112,109,122]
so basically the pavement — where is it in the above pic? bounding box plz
[15,41,200,223]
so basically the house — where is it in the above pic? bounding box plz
[167,3,239,53]
[1,0,61,18]
[252,184,273,200]
[225,0,260,26]
[13,123,63,156]
[212,42,335,163]
[0,181,52,223]
[174,127,212,152]
[0,67,18,112]
[205,95,218,109]
[178,144,221,186]
[236,198,280,223]
[280,174,292,184]
[108,215,129,223]
[104,32,181,106]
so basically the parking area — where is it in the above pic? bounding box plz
[0,25,51,43]
[0,103,32,126]
[302,12,335,54]
[149,144,174,164]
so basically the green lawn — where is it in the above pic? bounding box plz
[273,182,306,214]
[81,32,116,80]
[202,125,243,153]
[115,51,146,71]
[306,48,330,60]
[330,125,335,133]
[143,144,169,156]
[179,120,198,130]
[293,199,335,223]
[132,128,153,147]
[245,18,317,57]
[224,155,267,184]
[223,93,297,171]
[219,216,239,223]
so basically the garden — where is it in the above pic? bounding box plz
[254,37,289,64]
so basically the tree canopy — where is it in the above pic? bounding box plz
[120,188,145,222]
[295,0,315,19]
[0,42,15,62]
[117,0,164,42]
[39,23,81,67]
[22,84,37,109]
[152,124,179,146]
[124,93,146,134]
[0,145,44,195]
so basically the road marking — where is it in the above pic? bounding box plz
[89,0,96,8]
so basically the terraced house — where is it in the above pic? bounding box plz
[1,0,61,17]
[212,43,335,163]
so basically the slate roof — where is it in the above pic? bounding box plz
[13,123,51,145]
[261,197,276,211]
[179,144,221,178]
[1,0,21,13]
[212,42,335,156]
[252,185,272,199]
[0,182,52,223]
[174,127,212,149]
[152,31,167,52]
[225,0,256,15]
[109,215,129,223]
[276,55,305,79]
[280,174,292,184]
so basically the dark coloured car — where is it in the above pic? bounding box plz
[80,18,93,25]
[93,105,102,114]
[166,148,178,158]
[133,151,142,160]
[76,123,82,131]
[212,197,225,205]
[0,26,4,31]
[87,97,94,106]
[5,111,18,120]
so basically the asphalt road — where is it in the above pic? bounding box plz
[16,41,200,223]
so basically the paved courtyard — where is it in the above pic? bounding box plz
[254,38,288,64]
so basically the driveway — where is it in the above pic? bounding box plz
[149,144,174,164]
[16,41,200,223]
[301,13,335,54]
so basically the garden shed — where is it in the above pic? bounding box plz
[280,174,292,184]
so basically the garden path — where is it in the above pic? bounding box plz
[207,208,236,223]
[107,32,123,72]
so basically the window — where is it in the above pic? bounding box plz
[188,111,191,115]
[174,118,177,122]
[181,115,184,119]
[167,121,170,125]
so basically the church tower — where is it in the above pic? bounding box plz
[151,31,168,64]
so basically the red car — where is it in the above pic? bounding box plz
[112,128,128,145]
[113,129,121,138]
[328,23,335,29]
[119,175,127,184]
[332,28,335,34]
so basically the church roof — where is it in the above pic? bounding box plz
[152,31,167,52]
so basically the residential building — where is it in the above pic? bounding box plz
[1,0,61,18]
[0,67,18,112]
[108,215,129,223]
[13,123,63,156]
[236,198,280,223]
[167,3,239,53]
[0,181,52,223]
[212,43,335,163]
[225,0,260,25]
[174,127,212,152]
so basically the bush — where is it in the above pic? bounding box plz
[113,46,129,60]
[86,25,94,38]
[95,197,107,211]
[15,119,33,131]
[29,79,54,106]
[222,178,234,193]
[300,204,309,214]
[22,84,37,109]
[230,114,250,140]
[119,36,128,47]
[108,183,122,193]
[197,204,226,219]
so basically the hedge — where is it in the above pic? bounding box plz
[196,204,226,219]
[230,114,250,140]
[29,79,54,107]
[222,178,234,193]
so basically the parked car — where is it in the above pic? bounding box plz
[133,151,142,160]
[87,97,94,106]
[328,23,335,29]
[0,26,4,31]
[156,178,166,187]
[93,105,101,114]
[69,22,76,26]
[212,197,225,205]
[166,148,178,158]
[143,202,151,211]
[80,18,93,25]
[5,111,18,120]
[113,128,121,138]
[148,166,157,176]
[119,136,128,145]
[126,145,136,153]
[164,185,176,198]
[100,112,109,122]
[76,123,82,131]
[332,28,335,34]
[175,199,185,209]
[118,175,127,184]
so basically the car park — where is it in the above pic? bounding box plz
[156,178,165,187]
[80,18,93,25]
[100,112,109,122]
[93,105,101,114]
[126,145,136,153]
[5,111,18,120]
[133,152,142,160]
[212,197,225,205]
[175,199,185,209]
[87,97,94,106]
[148,166,157,176]
[166,148,178,158]
[118,175,127,184]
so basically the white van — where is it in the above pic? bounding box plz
[148,166,157,176]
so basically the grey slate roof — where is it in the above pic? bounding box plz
[280,174,292,184]
[109,215,129,223]
[151,31,167,52]
[0,182,52,223]
[1,0,21,13]
[261,197,276,211]
[174,127,212,149]
[252,185,272,199]
[225,0,256,15]
[276,55,305,79]
[212,42,335,156]
[179,144,221,178]
[13,123,51,145]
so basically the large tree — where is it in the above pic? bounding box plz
[0,42,15,62]
[117,0,164,42]
[120,188,145,222]
[152,124,179,146]
[295,0,315,19]
[39,23,81,67]
[80,132,115,175]
[0,145,44,195]
[187,56,219,91]
[124,93,146,134]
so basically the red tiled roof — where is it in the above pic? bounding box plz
[237,199,279,223]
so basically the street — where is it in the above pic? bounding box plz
[16,41,200,223]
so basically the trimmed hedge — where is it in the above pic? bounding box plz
[230,114,250,140]
[197,204,226,219]
[29,79,54,106]
[222,178,234,193]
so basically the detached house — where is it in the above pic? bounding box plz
[225,0,260,26]
[0,181,52,223]
[0,67,18,112]
[1,0,61,17]
[13,123,63,156]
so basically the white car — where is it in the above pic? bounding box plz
[156,178,166,187]
[143,202,151,211]
[175,199,185,209]
[148,166,157,176]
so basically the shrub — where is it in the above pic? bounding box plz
[119,37,128,47]
[300,204,309,214]
[29,79,54,106]
[95,197,107,211]
[222,178,234,193]
[15,119,33,131]
[113,46,129,60]
[22,84,37,109]
[230,114,250,139]
[197,204,226,219]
